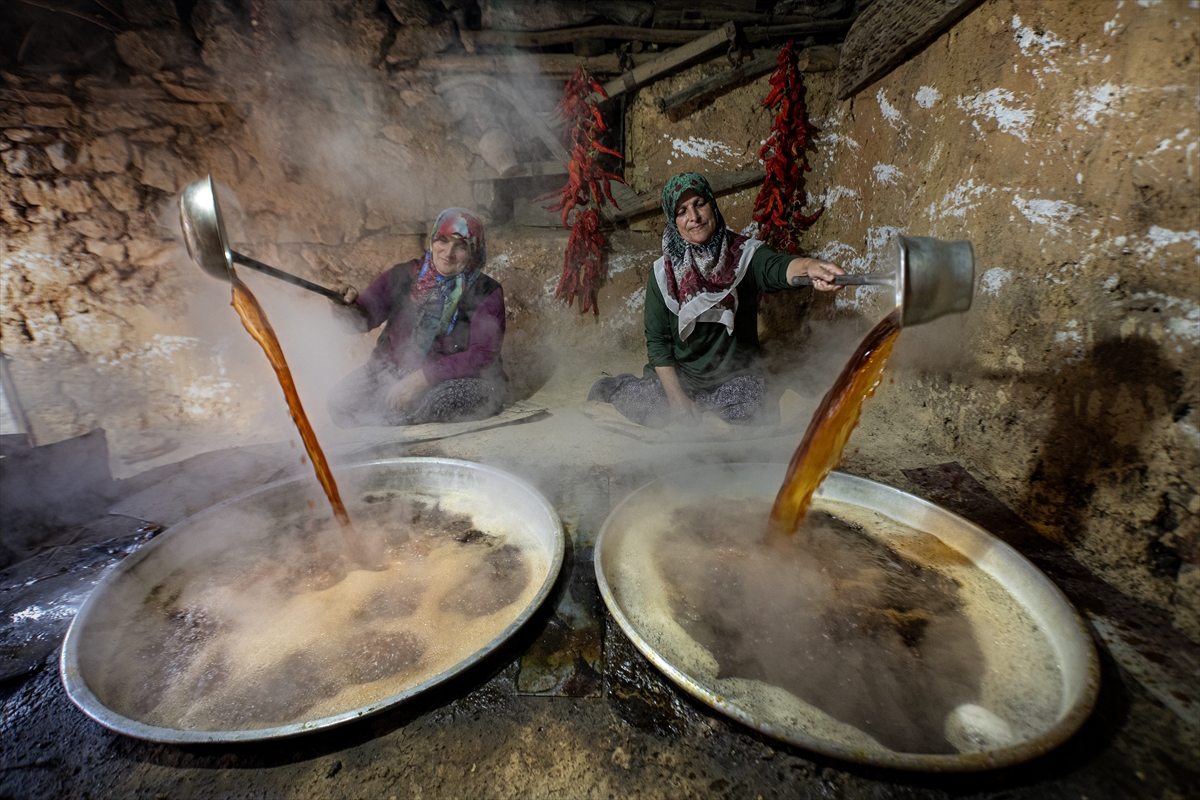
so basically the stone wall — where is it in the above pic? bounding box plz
[0,0,577,463]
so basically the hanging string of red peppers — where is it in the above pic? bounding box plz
[752,40,823,254]
[541,67,625,315]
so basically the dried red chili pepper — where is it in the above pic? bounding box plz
[537,67,626,315]
[752,40,823,255]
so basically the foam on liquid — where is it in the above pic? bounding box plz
[90,489,547,731]
[607,488,1063,756]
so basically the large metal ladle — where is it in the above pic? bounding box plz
[179,176,350,304]
[791,235,974,327]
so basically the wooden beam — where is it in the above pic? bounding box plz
[605,170,766,222]
[740,18,855,43]
[460,25,707,48]
[599,21,739,101]
[415,52,655,76]
[656,49,780,114]
[654,8,851,28]
[653,44,839,115]
[836,0,987,100]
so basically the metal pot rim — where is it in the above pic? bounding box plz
[594,463,1100,772]
[60,457,565,744]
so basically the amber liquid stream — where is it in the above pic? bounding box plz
[230,277,358,547]
[767,307,902,541]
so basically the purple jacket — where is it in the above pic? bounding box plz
[355,259,507,387]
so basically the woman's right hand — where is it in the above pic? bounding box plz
[337,285,359,305]
[655,365,702,427]
[667,394,702,427]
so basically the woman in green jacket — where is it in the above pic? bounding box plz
[589,172,843,428]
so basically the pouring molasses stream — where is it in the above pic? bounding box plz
[768,235,976,542]
[178,176,374,567]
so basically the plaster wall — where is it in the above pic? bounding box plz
[810,0,1199,643]
[625,0,1199,641]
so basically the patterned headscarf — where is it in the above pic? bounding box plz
[658,173,752,339]
[408,208,486,356]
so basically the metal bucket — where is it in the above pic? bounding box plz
[61,458,564,743]
[595,463,1099,771]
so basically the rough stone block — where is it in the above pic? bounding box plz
[139,147,187,192]
[26,205,62,224]
[386,21,458,64]
[69,220,112,239]
[23,106,75,128]
[85,108,153,132]
[5,128,55,144]
[126,239,176,266]
[19,178,48,206]
[94,175,141,212]
[146,102,207,128]
[88,134,131,173]
[399,89,427,107]
[160,83,225,104]
[181,67,212,87]
[45,141,76,171]
[116,30,165,74]
[197,103,227,124]
[3,147,52,176]
[85,240,127,262]
[0,203,28,230]
[51,180,96,214]
[128,126,176,144]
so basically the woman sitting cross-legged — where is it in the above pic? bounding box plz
[327,207,507,428]
[588,172,843,428]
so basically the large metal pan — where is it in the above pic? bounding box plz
[595,463,1099,771]
[61,458,564,743]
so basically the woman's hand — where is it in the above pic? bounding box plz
[386,371,430,412]
[786,258,845,291]
[337,285,359,305]
[667,393,702,426]
[655,366,702,427]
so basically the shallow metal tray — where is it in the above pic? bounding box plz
[61,457,564,743]
[595,463,1099,771]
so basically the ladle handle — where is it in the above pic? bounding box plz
[790,273,893,287]
[231,251,349,304]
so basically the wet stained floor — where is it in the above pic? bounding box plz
[2,436,1198,800]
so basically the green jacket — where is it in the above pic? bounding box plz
[644,242,795,393]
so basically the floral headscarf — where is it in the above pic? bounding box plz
[658,173,754,340]
[408,208,486,356]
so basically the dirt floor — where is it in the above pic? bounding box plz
[2,374,1198,800]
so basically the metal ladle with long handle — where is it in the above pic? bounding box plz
[790,235,975,327]
[179,176,350,304]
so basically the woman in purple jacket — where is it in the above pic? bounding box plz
[327,208,507,428]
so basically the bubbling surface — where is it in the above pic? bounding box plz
[91,490,547,731]
[607,490,1063,756]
